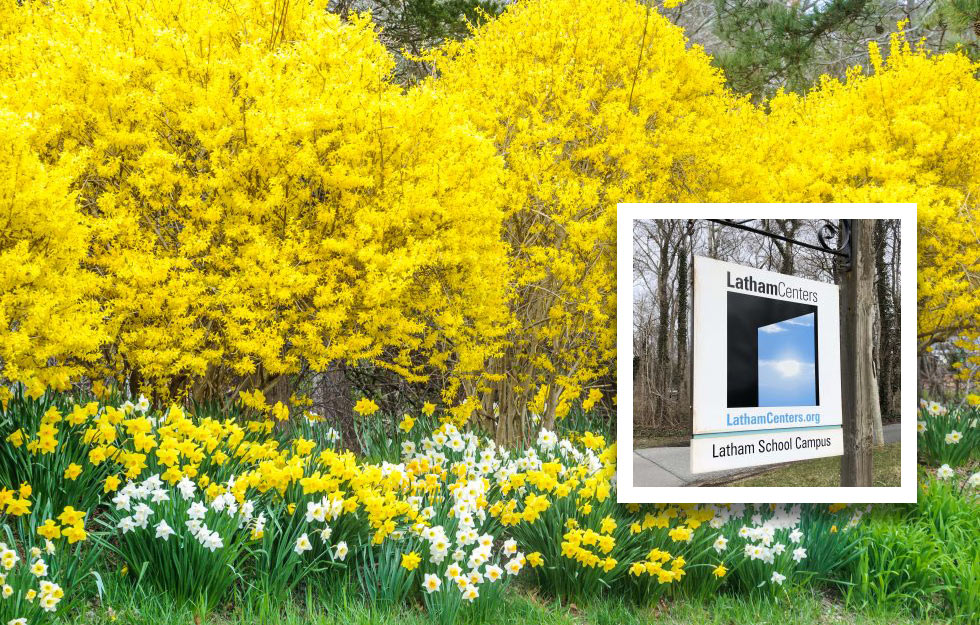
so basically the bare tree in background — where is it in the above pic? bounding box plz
[633,219,900,443]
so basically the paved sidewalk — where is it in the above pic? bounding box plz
[633,422,901,487]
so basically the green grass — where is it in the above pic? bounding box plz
[633,435,690,449]
[57,584,953,625]
[728,443,901,487]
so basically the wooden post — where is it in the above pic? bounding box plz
[840,219,878,486]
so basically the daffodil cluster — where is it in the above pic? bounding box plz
[1,392,878,621]
[0,538,65,622]
[917,400,979,467]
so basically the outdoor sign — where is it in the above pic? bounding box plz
[691,256,844,473]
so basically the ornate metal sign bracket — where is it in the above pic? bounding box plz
[702,219,853,272]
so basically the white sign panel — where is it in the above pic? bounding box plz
[691,428,844,473]
[691,256,843,473]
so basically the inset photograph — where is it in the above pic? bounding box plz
[617,206,915,502]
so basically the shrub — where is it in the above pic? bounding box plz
[0,0,511,403]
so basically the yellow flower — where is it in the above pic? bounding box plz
[354,398,379,416]
[89,446,108,465]
[293,438,316,456]
[599,516,617,534]
[581,431,605,450]
[6,429,24,447]
[713,564,727,578]
[422,402,436,416]
[38,519,62,540]
[399,415,415,433]
[271,401,290,421]
[527,552,543,567]
[104,475,122,492]
[401,551,421,571]
[64,463,83,480]
[19,483,31,498]
[5,497,31,516]
[161,466,183,483]
[58,506,86,526]
[63,523,87,544]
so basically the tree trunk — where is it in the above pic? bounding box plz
[888,220,901,415]
[315,362,362,455]
[654,230,672,424]
[840,219,879,486]
[493,366,524,445]
[872,219,891,444]
[770,219,797,275]
[675,225,691,431]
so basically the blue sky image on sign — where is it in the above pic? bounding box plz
[757,312,817,406]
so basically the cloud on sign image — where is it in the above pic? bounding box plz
[758,312,817,407]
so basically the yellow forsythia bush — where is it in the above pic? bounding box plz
[1,0,979,420]
[425,0,741,437]
[719,25,980,367]
[0,112,103,398]
[0,0,511,397]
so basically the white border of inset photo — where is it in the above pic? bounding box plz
[616,204,917,503]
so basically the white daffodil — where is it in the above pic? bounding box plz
[771,571,786,585]
[176,477,196,500]
[461,584,479,602]
[39,594,59,612]
[295,533,313,555]
[112,493,132,511]
[202,530,223,552]
[423,573,442,593]
[713,535,728,553]
[187,501,207,520]
[155,520,175,541]
[485,565,503,582]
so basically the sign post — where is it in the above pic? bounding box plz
[839,219,877,486]
[691,256,844,474]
